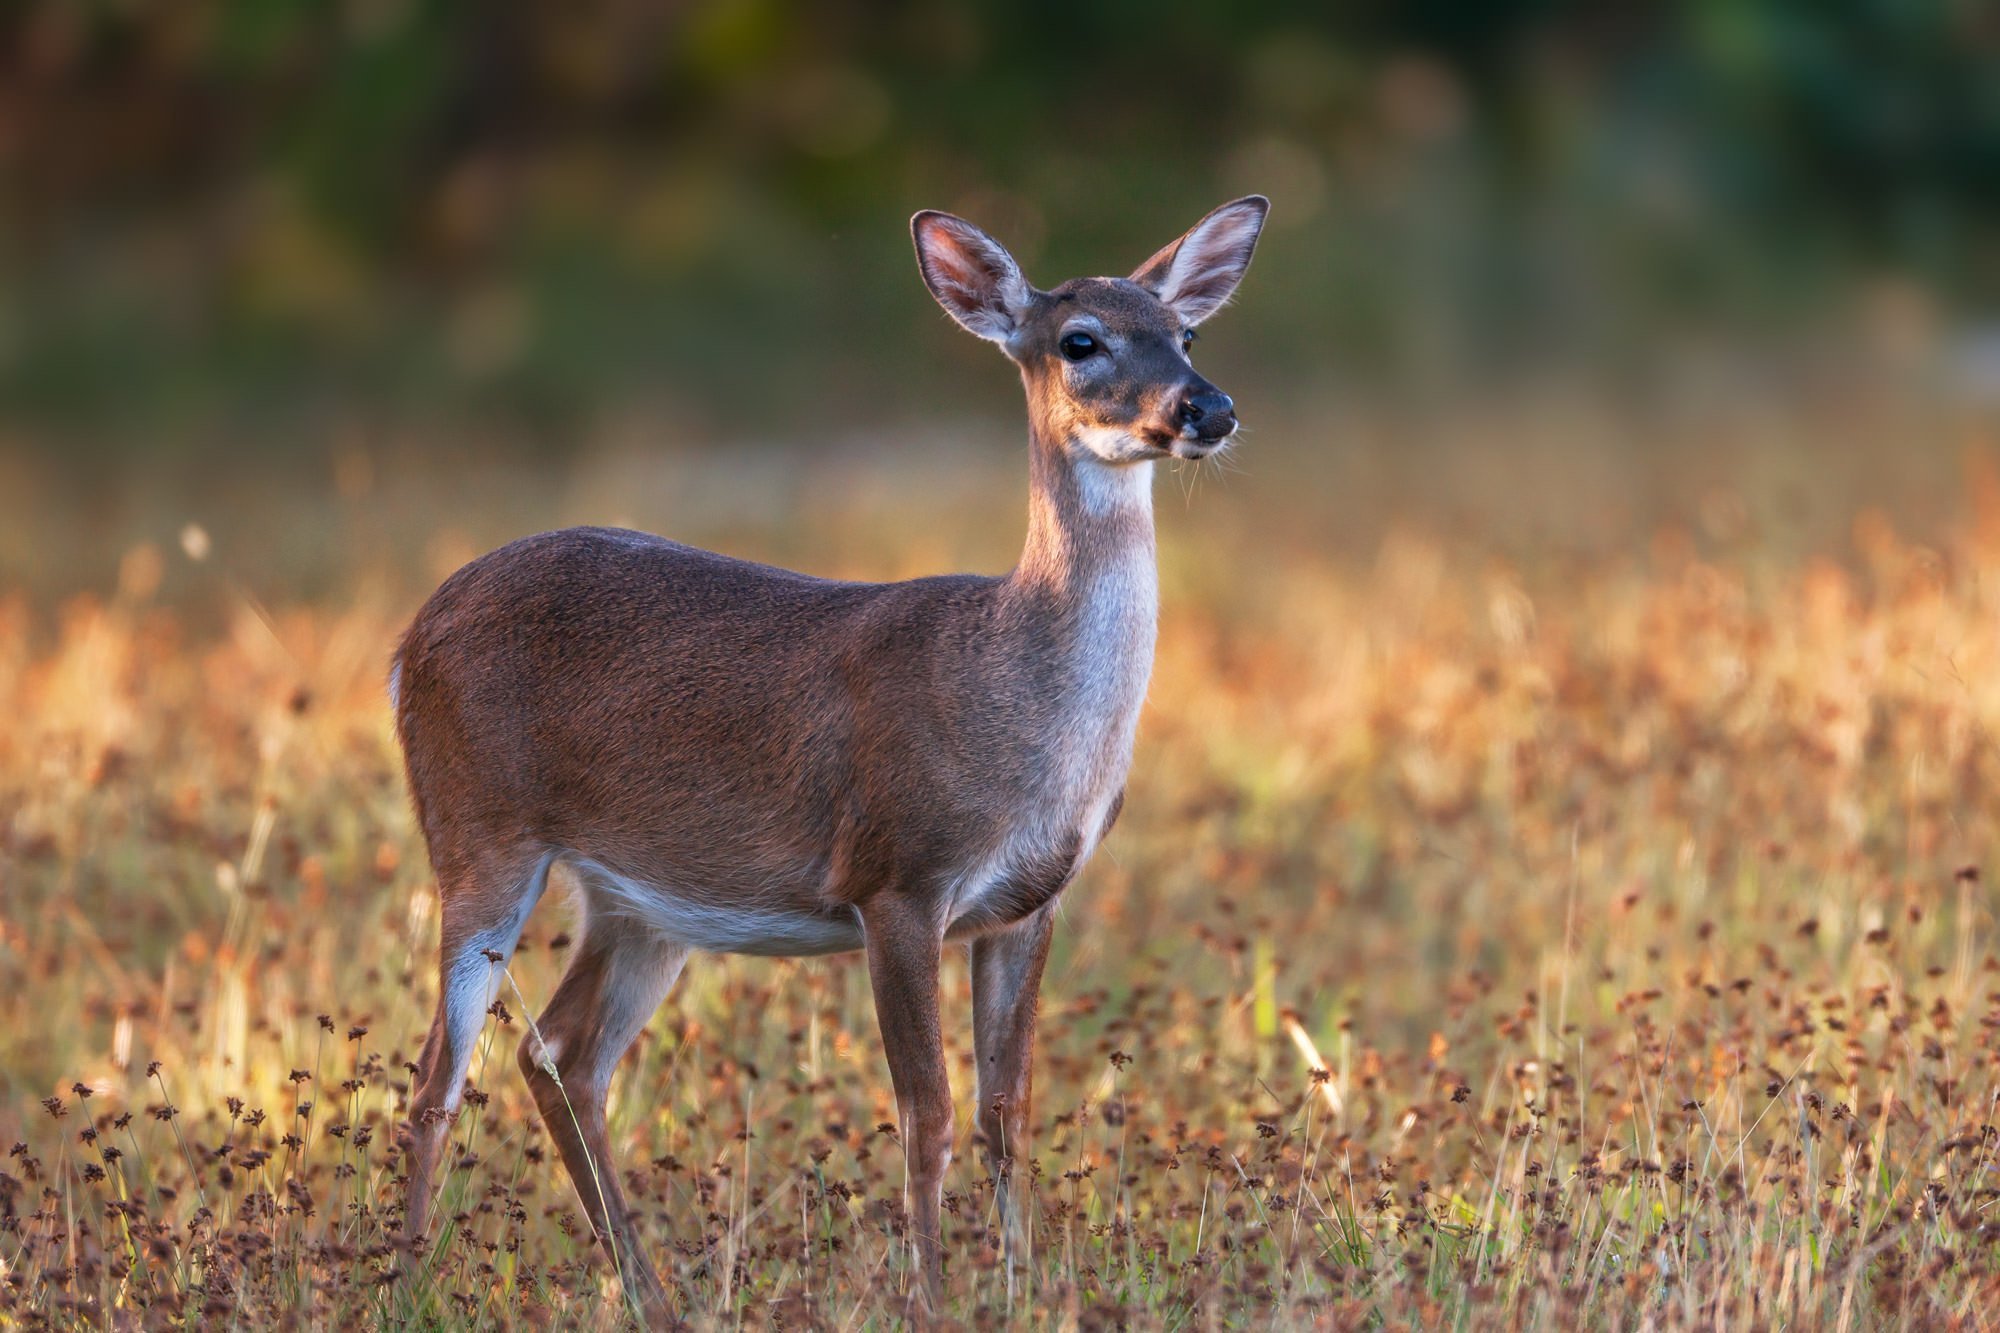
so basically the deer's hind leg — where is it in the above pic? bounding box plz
[403,845,554,1240]
[517,881,690,1313]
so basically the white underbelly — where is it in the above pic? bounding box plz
[566,855,864,956]
[557,769,1125,955]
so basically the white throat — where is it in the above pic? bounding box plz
[1073,454,1157,517]
[1052,456,1159,799]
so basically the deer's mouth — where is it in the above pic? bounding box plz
[1129,418,1235,461]
[1169,419,1236,460]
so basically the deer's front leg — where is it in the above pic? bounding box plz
[970,904,1055,1277]
[860,894,953,1307]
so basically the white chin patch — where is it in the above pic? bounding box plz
[1072,426,1157,465]
[1171,422,1236,459]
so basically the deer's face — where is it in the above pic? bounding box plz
[1013,279,1235,462]
[913,197,1267,466]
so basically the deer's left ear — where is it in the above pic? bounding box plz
[912,211,1036,345]
[1129,196,1269,327]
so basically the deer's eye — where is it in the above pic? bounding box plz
[1181,329,1198,353]
[1059,332,1098,362]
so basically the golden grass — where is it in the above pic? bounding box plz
[7,433,2000,1327]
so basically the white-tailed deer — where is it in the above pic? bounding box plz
[394,196,1268,1310]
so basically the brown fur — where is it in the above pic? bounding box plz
[394,197,1266,1313]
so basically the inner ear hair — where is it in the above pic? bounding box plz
[1130,196,1269,326]
[912,211,1034,343]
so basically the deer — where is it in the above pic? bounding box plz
[393,194,1268,1312]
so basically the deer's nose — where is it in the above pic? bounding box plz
[1176,389,1235,433]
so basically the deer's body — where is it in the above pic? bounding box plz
[397,470,1153,955]
[397,198,1266,1314]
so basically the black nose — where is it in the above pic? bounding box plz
[1176,389,1235,436]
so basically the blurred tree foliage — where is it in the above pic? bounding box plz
[0,0,1995,452]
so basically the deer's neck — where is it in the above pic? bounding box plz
[1009,436,1158,621]
[999,436,1159,783]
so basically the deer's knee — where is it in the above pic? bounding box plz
[909,1102,955,1184]
[516,1029,566,1093]
[977,1091,1028,1159]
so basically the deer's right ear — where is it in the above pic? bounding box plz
[1129,196,1269,327]
[912,211,1034,345]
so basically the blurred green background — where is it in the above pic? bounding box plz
[9,9,2000,1323]
[8,0,1998,432]
[2,0,1998,588]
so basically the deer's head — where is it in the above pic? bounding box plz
[912,197,1268,464]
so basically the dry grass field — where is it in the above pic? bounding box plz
[6,400,2000,1328]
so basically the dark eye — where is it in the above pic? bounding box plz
[1059,331,1098,362]
[1181,329,1198,353]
